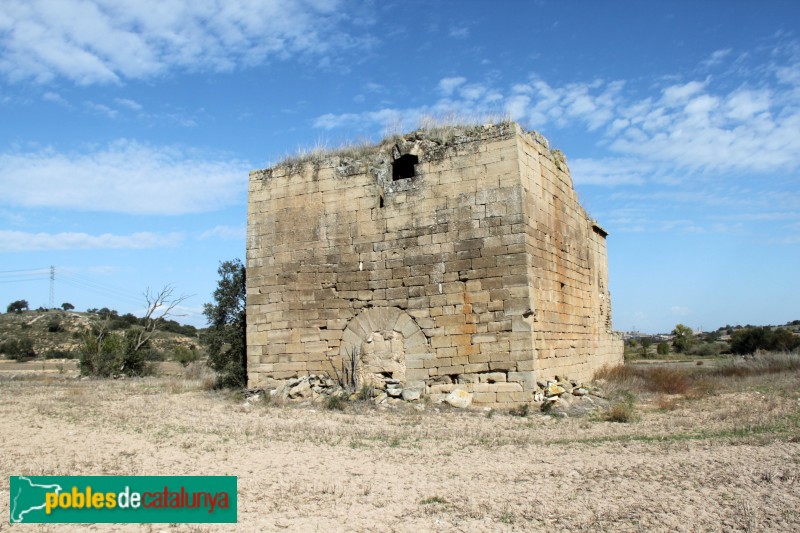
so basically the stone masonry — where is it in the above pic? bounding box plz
[246,122,623,406]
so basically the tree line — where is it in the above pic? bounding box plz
[1,260,246,389]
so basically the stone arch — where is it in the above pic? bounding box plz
[339,306,431,388]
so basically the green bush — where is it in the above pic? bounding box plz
[78,329,153,377]
[0,338,36,360]
[43,349,74,359]
[173,345,199,367]
[657,342,669,355]
[688,342,721,356]
[325,394,346,411]
[603,398,637,423]
[599,390,638,423]
[730,327,800,354]
[47,319,63,333]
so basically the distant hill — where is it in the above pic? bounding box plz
[0,309,204,361]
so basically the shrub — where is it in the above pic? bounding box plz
[688,342,721,356]
[43,349,74,359]
[603,398,637,423]
[641,367,692,395]
[0,338,36,360]
[657,342,670,355]
[594,364,691,395]
[709,352,800,378]
[509,403,530,417]
[730,327,800,354]
[356,384,375,401]
[173,345,199,367]
[325,394,346,411]
[47,319,63,333]
[78,329,153,377]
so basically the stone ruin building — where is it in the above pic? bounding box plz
[246,122,623,406]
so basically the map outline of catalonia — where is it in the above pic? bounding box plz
[10,476,63,523]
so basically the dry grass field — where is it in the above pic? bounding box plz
[1,356,799,532]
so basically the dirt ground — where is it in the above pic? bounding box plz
[0,367,798,532]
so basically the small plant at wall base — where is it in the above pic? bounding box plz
[328,346,360,393]
[203,259,247,389]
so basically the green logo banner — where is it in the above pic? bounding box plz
[9,476,237,523]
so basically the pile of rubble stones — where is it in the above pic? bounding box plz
[243,373,609,416]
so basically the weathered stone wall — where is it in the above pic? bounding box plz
[517,132,622,382]
[246,122,622,405]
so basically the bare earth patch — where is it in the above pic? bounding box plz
[0,369,798,532]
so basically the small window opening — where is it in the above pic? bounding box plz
[392,154,419,181]
[379,195,385,208]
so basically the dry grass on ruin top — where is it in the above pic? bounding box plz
[273,115,516,168]
[0,355,798,532]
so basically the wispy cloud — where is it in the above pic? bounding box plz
[449,26,470,39]
[42,91,68,106]
[0,230,183,251]
[114,97,142,111]
[569,158,648,186]
[198,225,246,240]
[0,140,248,214]
[84,101,119,118]
[438,76,466,96]
[0,0,369,85]
[314,40,800,177]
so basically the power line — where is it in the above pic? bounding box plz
[57,272,147,308]
[0,268,50,276]
[0,277,50,284]
[49,266,55,309]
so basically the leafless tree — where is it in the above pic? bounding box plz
[132,285,191,352]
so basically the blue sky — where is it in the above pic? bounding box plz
[1,0,798,333]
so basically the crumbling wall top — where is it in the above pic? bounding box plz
[249,121,561,181]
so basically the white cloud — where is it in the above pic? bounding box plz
[569,158,647,186]
[313,39,800,182]
[114,97,142,111]
[438,76,466,96]
[313,112,361,130]
[0,0,363,85]
[84,101,118,118]
[459,83,486,101]
[449,26,469,39]
[0,140,248,214]
[0,230,183,251]
[661,80,708,106]
[199,225,246,240]
[701,48,732,68]
[42,91,68,105]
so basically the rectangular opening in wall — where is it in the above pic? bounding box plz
[392,154,419,181]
